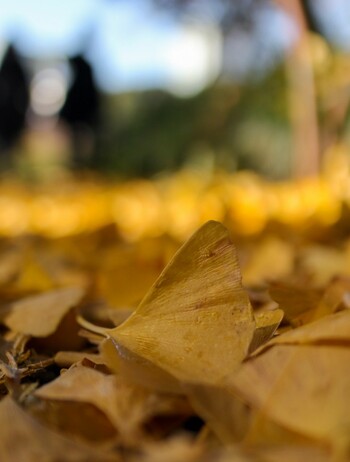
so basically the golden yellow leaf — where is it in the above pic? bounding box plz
[0,249,21,285]
[242,237,294,287]
[2,286,84,337]
[98,266,160,308]
[317,277,350,315]
[102,221,255,386]
[231,344,350,446]
[184,311,288,447]
[300,245,350,287]
[0,397,119,461]
[101,340,182,393]
[249,308,284,353]
[96,238,174,308]
[269,282,322,326]
[269,277,350,327]
[14,251,56,292]
[184,383,250,444]
[54,351,105,368]
[246,445,330,462]
[108,308,134,326]
[31,400,117,443]
[35,365,192,441]
[139,436,204,462]
[257,309,350,351]
[209,444,330,462]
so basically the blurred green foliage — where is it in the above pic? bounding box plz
[97,67,292,179]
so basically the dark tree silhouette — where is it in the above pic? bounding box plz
[60,54,100,168]
[0,44,29,163]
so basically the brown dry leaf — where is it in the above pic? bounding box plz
[184,383,250,444]
[317,277,350,315]
[241,237,294,287]
[108,308,134,326]
[248,445,330,462]
[79,302,133,329]
[54,351,105,368]
[300,245,350,287]
[249,308,284,353]
[269,277,350,327]
[96,239,173,308]
[0,249,21,285]
[98,266,161,308]
[35,364,192,442]
[0,396,119,461]
[212,444,330,462]
[102,221,255,387]
[31,399,118,443]
[14,250,56,292]
[256,309,350,352]
[135,436,205,462]
[1,286,84,337]
[101,340,182,393]
[243,409,320,448]
[230,344,350,448]
[268,281,322,326]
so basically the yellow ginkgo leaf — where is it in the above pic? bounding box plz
[249,308,284,353]
[257,309,350,352]
[35,365,191,441]
[0,397,118,462]
[269,282,322,326]
[242,237,294,287]
[230,344,350,446]
[102,221,255,387]
[184,383,250,444]
[2,286,84,337]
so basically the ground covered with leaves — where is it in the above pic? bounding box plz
[1,169,350,461]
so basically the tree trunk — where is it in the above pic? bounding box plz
[276,0,320,177]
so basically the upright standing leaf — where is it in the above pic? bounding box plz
[103,221,255,386]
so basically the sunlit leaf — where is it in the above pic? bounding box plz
[257,309,350,352]
[1,286,84,337]
[249,308,284,353]
[231,344,350,447]
[103,221,255,386]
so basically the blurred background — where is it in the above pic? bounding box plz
[1,0,350,180]
[1,0,350,241]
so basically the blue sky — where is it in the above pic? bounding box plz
[310,0,350,50]
[0,0,201,93]
[0,0,349,94]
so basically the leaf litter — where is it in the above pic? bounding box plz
[0,219,350,461]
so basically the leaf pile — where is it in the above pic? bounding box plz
[0,220,350,461]
[0,166,346,240]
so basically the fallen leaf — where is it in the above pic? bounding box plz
[136,436,204,462]
[101,340,182,394]
[14,250,56,292]
[231,344,350,447]
[242,237,294,287]
[102,221,255,387]
[300,245,350,287]
[184,383,250,444]
[249,308,284,353]
[35,365,192,442]
[54,351,105,368]
[0,249,21,285]
[0,396,119,461]
[269,282,322,326]
[2,286,85,337]
[257,309,350,352]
